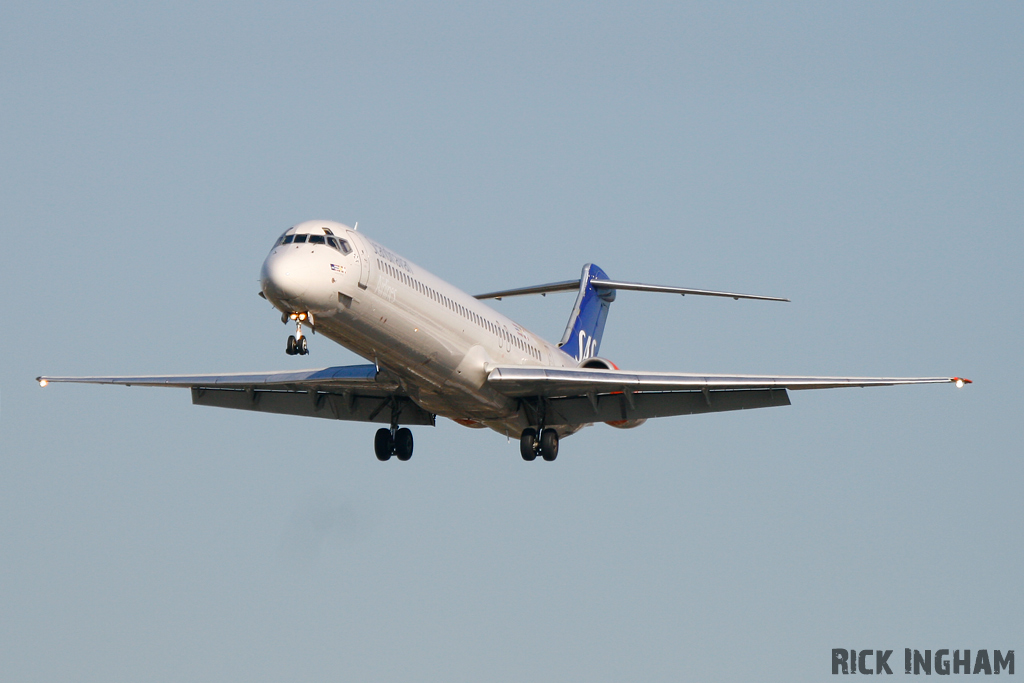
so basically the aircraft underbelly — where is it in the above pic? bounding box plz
[317,292,518,421]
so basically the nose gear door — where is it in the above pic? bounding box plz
[346,230,370,289]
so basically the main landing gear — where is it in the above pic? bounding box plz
[285,312,310,356]
[375,426,414,461]
[520,427,559,462]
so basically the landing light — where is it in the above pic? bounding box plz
[953,377,972,388]
[39,379,48,387]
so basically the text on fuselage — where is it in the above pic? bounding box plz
[371,242,412,273]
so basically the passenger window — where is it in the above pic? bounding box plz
[339,240,352,255]
[309,235,326,245]
[294,234,308,243]
[283,235,295,244]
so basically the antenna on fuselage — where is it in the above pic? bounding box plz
[353,222,358,231]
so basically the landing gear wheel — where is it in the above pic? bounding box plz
[297,336,308,355]
[520,428,538,461]
[374,428,393,461]
[540,428,559,461]
[394,428,414,461]
[286,335,297,355]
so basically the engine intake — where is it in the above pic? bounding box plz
[578,357,618,370]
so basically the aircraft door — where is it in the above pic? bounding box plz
[346,230,370,289]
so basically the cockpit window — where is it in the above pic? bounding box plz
[284,232,354,254]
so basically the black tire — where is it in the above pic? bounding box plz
[298,337,308,355]
[520,428,537,461]
[540,428,559,461]
[286,335,296,355]
[374,428,393,461]
[394,428,413,461]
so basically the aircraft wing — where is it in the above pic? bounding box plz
[486,366,970,425]
[36,365,436,426]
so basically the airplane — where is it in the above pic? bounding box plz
[37,220,971,462]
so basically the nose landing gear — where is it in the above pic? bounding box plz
[286,335,307,355]
[285,312,311,356]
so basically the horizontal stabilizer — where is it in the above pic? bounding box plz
[474,279,581,300]
[589,279,789,302]
[476,277,788,302]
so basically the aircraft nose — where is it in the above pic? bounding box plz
[261,251,310,303]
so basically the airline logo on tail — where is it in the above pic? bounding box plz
[576,329,598,361]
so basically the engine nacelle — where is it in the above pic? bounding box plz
[451,417,487,429]
[605,418,647,429]
[578,357,618,370]
[577,358,648,429]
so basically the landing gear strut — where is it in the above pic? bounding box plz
[519,398,559,462]
[285,312,311,356]
[374,426,414,461]
[373,396,414,461]
[520,427,558,462]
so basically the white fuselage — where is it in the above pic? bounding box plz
[259,220,579,436]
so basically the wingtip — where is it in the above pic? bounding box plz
[952,377,973,388]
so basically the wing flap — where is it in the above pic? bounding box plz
[191,387,435,425]
[544,388,791,425]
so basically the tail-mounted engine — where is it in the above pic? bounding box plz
[578,356,617,370]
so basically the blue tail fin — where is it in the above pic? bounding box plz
[558,264,616,362]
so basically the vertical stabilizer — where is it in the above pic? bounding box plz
[558,264,616,361]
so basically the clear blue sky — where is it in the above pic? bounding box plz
[1,2,1020,681]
